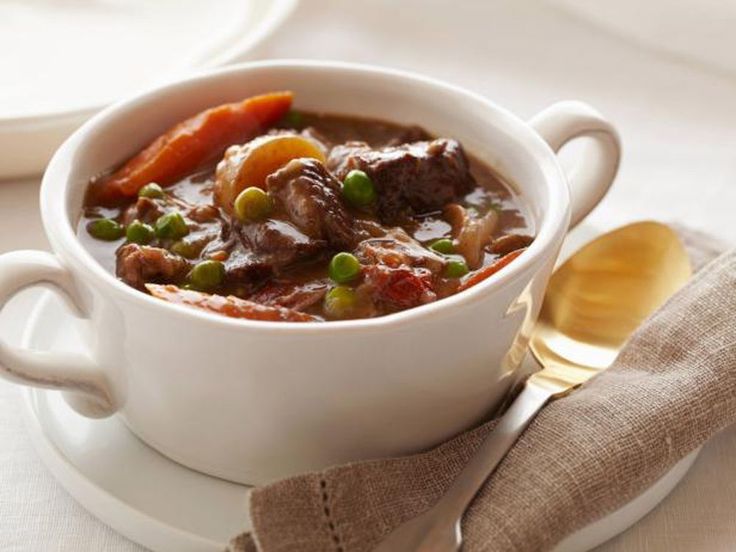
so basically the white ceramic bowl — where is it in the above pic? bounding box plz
[0,60,620,484]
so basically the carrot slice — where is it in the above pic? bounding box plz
[145,284,317,322]
[458,248,526,292]
[89,91,293,205]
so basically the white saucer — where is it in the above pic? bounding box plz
[21,290,699,552]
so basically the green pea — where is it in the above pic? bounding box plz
[138,183,165,199]
[86,218,124,241]
[154,212,189,240]
[342,170,376,207]
[445,259,469,278]
[234,187,273,222]
[283,110,303,128]
[125,220,155,245]
[324,286,357,319]
[189,260,225,290]
[429,238,454,255]
[170,240,198,259]
[328,252,361,284]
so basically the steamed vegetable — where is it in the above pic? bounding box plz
[154,212,189,240]
[87,218,124,241]
[188,260,225,290]
[234,186,274,222]
[445,259,469,278]
[125,220,155,244]
[138,183,165,199]
[429,238,454,255]
[324,286,357,319]
[89,91,294,205]
[444,203,498,269]
[170,240,198,259]
[214,133,325,213]
[341,169,376,207]
[146,284,316,322]
[283,110,303,128]
[328,252,362,284]
[458,249,526,291]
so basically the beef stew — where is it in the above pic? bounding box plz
[79,92,533,322]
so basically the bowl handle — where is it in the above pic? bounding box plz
[529,101,621,228]
[0,250,116,418]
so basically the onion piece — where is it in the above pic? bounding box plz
[444,203,499,269]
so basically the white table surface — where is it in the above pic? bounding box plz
[1,0,735,550]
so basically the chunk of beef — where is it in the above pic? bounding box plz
[248,280,330,311]
[202,212,326,286]
[354,228,444,314]
[266,158,359,249]
[121,197,165,226]
[359,265,437,311]
[221,246,272,287]
[354,228,446,275]
[123,194,219,232]
[236,219,326,273]
[212,158,361,282]
[328,138,475,223]
[116,244,191,289]
[186,203,219,223]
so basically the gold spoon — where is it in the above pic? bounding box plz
[374,221,692,552]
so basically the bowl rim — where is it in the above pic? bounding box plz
[40,59,570,335]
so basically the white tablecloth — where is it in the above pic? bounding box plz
[1,0,735,549]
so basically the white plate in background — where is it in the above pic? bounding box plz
[0,0,297,179]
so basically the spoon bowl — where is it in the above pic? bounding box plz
[530,221,692,390]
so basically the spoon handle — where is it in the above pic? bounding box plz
[373,383,555,552]
[437,382,555,517]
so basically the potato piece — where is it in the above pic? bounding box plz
[214,134,326,213]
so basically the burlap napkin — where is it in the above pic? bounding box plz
[230,226,735,552]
